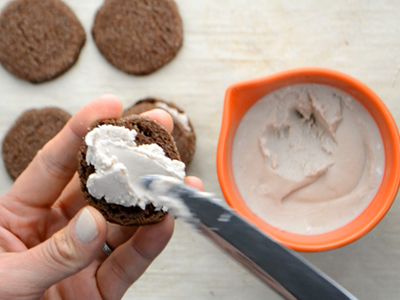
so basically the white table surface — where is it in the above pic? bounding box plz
[1,0,400,299]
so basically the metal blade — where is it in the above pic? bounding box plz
[141,175,359,300]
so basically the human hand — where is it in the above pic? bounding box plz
[0,95,203,300]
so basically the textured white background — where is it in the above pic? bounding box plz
[0,0,400,299]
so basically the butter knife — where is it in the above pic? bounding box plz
[140,175,359,300]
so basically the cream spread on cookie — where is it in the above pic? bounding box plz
[85,125,186,210]
[232,84,385,234]
[155,102,191,131]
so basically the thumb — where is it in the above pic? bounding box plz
[21,206,107,291]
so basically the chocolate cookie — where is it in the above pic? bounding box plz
[2,107,71,179]
[92,0,183,75]
[0,0,86,83]
[123,98,196,166]
[78,115,181,226]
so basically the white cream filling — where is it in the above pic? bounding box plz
[85,125,186,210]
[155,102,191,132]
[232,84,385,235]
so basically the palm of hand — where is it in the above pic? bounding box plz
[1,190,100,299]
[0,96,184,300]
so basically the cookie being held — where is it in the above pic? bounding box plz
[2,107,71,179]
[78,115,185,226]
[123,98,196,167]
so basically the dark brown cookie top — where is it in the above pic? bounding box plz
[123,98,196,166]
[92,0,183,75]
[78,115,181,226]
[0,0,86,83]
[2,107,71,179]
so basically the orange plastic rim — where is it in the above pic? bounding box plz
[217,67,400,252]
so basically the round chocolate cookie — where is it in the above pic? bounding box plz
[2,107,71,179]
[77,115,181,226]
[0,0,86,83]
[123,98,196,167]
[92,0,183,75]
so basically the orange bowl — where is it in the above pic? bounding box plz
[217,67,400,252]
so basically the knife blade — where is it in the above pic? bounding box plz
[140,175,359,300]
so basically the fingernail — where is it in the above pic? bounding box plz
[99,94,118,101]
[75,208,98,243]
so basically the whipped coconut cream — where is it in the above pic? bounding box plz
[232,84,385,235]
[141,175,195,221]
[155,102,191,132]
[142,175,222,222]
[85,125,186,210]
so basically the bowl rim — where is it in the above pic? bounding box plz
[216,67,400,252]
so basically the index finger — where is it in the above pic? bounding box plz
[7,95,123,208]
